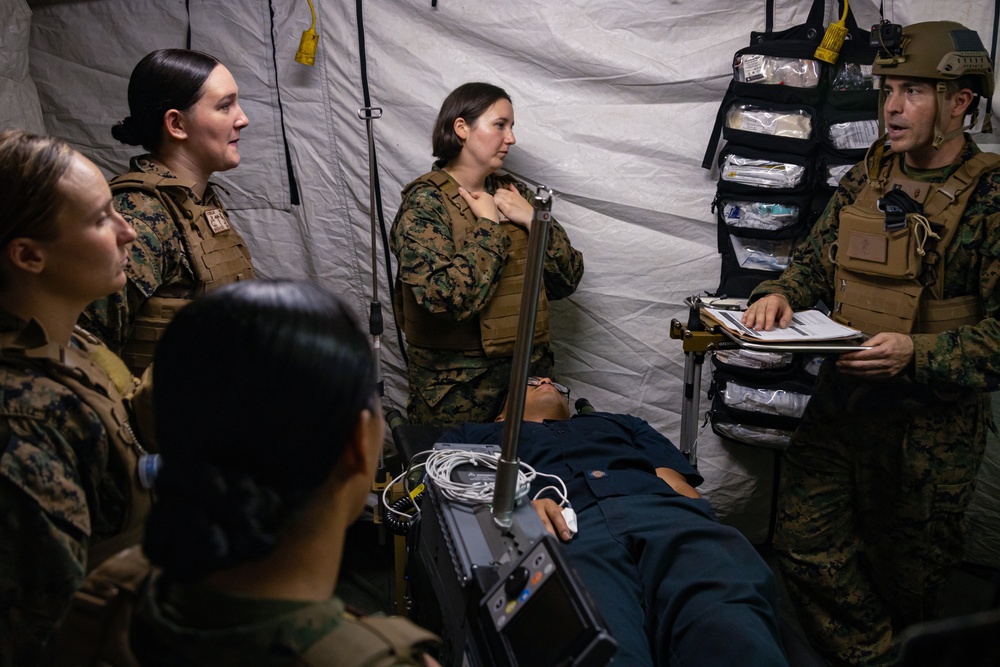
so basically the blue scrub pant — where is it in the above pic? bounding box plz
[562,493,789,667]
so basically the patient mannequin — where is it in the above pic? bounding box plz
[445,378,791,667]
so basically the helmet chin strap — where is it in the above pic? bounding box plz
[932,81,975,149]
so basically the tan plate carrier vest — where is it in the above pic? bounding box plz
[394,170,549,358]
[830,140,1000,335]
[110,172,255,375]
[0,324,151,570]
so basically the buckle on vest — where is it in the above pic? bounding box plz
[878,199,907,231]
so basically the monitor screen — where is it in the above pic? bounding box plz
[502,573,590,667]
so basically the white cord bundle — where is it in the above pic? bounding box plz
[381,448,572,519]
[424,449,535,505]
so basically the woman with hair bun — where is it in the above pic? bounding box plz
[0,130,150,663]
[81,48,255,376]
[130,280,439,665]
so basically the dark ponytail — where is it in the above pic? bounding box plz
[112,49,220,153]
[143,280,376,581]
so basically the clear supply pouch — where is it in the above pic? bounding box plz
[708,363,815,449]
[715,348,795,372]
[731,236,795,272]
[826,119,880,152]
[712,421,794,449]
[801,354,825,376]
[721,199,800,233]
[726,103,813,140]
[824,39,881,112]
[721,380,810,419]
[824,162,853,187]
[829,61,874,92]
[734,54,822,88]
[721,154,808,189]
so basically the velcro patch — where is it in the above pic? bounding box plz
[204,209,231,234]
[846,231,887,263]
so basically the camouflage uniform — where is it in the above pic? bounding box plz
[130,573,438,666]
[80,157,252,359]
[0,310,133,666]
[751,137,1000,666]
[390,165,584,427]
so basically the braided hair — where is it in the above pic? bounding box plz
[143,280,376,582]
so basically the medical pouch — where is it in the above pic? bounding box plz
[730,48,823,105]
[821,109,880,155]
[713,348,796,377]
[816,149,858,190]
[713,176,813,297]
[717,249,791,298]
[715,193,811,243]
[717,146,812,194]
[722,99,819,155]
[729,236,797,273]
[823,35,880,112]
[716,223,809,298]
[708,362,815,450]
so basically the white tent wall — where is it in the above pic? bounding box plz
[1,0,44,133]
[6,0,999,564]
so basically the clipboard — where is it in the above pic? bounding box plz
[714,326,874,353]
[698,304,873,353]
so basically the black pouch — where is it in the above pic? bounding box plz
[708,356,816,449]
[713,189,811,297]
[816,148,861,191]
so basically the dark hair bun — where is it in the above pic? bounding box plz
[143,462,284,582]
[111,117,143,146]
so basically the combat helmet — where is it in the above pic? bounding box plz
[872,21,994,148]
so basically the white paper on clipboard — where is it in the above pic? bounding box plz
[703,307,865,343]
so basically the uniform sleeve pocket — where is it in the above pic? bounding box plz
[0,434,92,537]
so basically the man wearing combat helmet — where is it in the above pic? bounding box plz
[742,21,1000,666]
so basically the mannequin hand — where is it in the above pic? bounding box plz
[494,184,533,231]
[531,498,574,542]
[458,186,499,223]
[836,332,913,379]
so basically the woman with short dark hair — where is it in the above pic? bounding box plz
[0,130,150,663]
[131,280,439,665]
[390,82,584,427]
[81,48,255,376]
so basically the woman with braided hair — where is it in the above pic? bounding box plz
[131,280,439,665]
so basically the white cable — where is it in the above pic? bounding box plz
[422,449,536,506]
[382,450,570,517]
[531,470,570,508]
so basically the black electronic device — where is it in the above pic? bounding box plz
[870,21,903,56]
[414,444,616,667]
[480,534,616,667]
